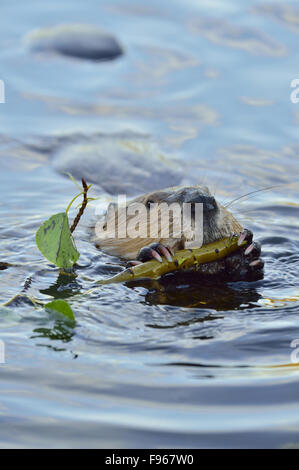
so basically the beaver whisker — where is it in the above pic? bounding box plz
[223,185,280,209]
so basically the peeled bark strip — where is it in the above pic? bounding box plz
[98,236,246,285]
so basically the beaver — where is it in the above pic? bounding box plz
[93,184,264,281]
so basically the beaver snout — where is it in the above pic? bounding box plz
[167,188,218,214]
[164,187,217,210]
[185,193,218,213]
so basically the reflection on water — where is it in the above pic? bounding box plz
[0,0,299,449]
[189,16,287,56]
[32,320,75,346]
[40,272,82,299]
[127,273,262,310]
[254,3,299,34]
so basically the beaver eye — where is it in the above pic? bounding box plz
[146,199,155,209]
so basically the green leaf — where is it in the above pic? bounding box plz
[36,212,80,269]
[45,299,75,321]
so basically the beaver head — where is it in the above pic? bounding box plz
[94,185,243,260]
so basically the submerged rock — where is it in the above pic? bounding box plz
[52,133,183,196]
[0,132,184,196]
[25,24,123,61]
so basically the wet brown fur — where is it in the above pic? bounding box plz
[94,185,243,260]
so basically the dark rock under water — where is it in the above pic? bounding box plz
[25,24,123,61]
[52,133,183,195]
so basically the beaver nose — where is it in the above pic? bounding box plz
[185,193,218,212]
[204,196,218,212]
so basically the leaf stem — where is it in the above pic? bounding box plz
[65,191,84,215]
[70,179,90,234]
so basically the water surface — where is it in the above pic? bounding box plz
[0,0,299,448]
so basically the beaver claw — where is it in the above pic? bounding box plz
[137,243,173,263]
[238,230,262,268]
[225,228,264,280]
[126,243,173,267]
[238,228,253,246]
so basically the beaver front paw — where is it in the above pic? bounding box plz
[126,230,264,282]
[126,243,174,267]
[224,229,264,281]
